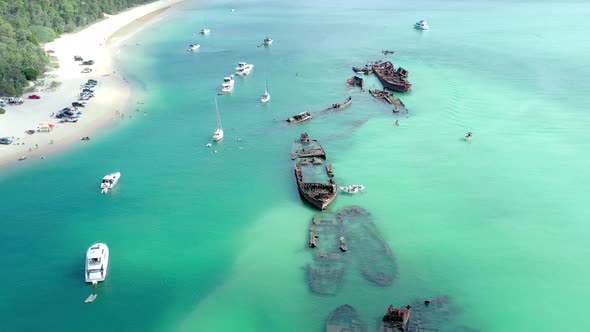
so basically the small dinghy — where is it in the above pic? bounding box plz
[464,131,473,141]
[340,185,365,194]
[84,294,97,303]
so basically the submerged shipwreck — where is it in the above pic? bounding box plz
[338,206,396,286]
[369,89,408,114]
[326,305,367,332]
[292,133,337,210]
[307,214,347,295]
[371,61,412,93]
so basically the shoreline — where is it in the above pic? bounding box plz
[0,0,184,167]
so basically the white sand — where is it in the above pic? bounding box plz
[0,0,184,166]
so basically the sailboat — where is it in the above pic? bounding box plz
[212,98,224,141]
[261,73,271,103]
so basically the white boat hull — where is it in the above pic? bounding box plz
[100,172,121,194]
[85,243,109,284]
[261,94,271,103]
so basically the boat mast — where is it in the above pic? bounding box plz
[215,97,222,130]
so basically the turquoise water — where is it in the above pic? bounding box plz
[2,0,590,330]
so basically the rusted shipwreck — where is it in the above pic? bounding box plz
[295,164,337,210]
[372,61,412,93]
[369,89,408,114]
[324,96,352,112]
[326,305,367,332]
[291,132,326,160]
[347,76,365,91]
[292,133,337,210]
[286,111,312,124]
[380,305,411,332]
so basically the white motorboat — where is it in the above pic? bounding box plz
[200,28,211,35]
[263,37,273,46]
[464,132,473,141]
[235,62,254,76]
[100,171,121,194]
[188,44,200,51]
[339,184,365,194]
[85,243,109,284]
[414,20,430,30]
[212,98,224,141]
[261,73,270,103]
[221,75,235,92]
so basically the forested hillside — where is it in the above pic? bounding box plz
[0,0,154,96]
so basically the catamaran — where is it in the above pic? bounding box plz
[188,44,200,51]
[85,242,109,284]
[212,98,224,141]
[263,37,273,46]
[200,28,211,35]
[261,73,270,103]
[221,75,234,92]
[100,172,121,194]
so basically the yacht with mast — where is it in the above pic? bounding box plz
[212,98,224,141]
[85,242,109,284]
[261,73,270,103]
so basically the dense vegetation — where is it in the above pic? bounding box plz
[0,0,153,96]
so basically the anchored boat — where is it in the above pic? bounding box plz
[100,172,121,194]
[221,75,235,93]
[235,62,254,76]
[340,184,365,194]
[85,243,109,284]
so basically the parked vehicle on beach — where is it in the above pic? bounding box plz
[28,94,41,99]
[8,97,24,105]
[0,99,5,107]
[72,102,86,108]
[81,67,92,73]
[63,117,78,123]
[82,60,95,65]
[74,55,83,61]
[0,137,13,145]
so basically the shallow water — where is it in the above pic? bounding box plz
[1,0,590,331]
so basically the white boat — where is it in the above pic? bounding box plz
[235,62,254,76]
[200,28,211,35]
[464,132,473,141]
[414,20,430,30]
[212,98,224,141]
[263,37,273,46]
[188,44,200,51]
[221,75,235,92]
[339,184,365,194]
[261,73,271,103]
[85,243,109,284]
[100,171,121,194]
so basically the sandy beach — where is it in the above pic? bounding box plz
[0,0,184,167]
